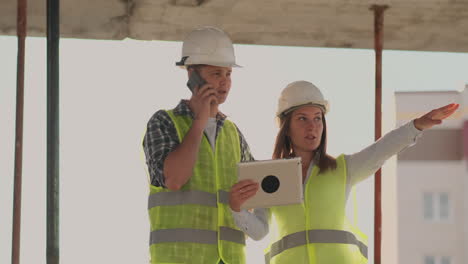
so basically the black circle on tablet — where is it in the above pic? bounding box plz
[261,175,280,193]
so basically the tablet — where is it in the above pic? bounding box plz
[237,157,303,209]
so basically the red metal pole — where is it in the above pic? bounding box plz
[11,0,27,262]
[370,4,388,264]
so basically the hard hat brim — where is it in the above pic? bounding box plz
[176,61,242,68]
[277,102,328,117]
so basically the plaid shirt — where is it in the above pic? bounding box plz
[143,100,254,187]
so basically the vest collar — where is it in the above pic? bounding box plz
[174,100,227,122]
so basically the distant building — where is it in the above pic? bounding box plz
[395,85,468,264]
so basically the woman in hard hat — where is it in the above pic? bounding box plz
[228,80,459,264]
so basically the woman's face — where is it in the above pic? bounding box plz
[288,105,324,154]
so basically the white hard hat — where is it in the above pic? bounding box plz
[176,26,241,68]
[276,81,329,117]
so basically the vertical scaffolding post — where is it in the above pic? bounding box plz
[11,0,27,262]
[46,0,60,262]
[370,4,388,264]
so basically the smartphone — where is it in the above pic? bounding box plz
[186,70,207,92]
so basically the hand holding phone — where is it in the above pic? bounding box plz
[187,70,207,92]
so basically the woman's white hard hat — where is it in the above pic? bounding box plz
[276,80,329,117]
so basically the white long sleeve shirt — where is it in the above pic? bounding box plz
[231,120,423,241]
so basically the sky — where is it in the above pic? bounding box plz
[0,35,467,264]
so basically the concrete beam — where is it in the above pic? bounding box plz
[0,0,130,39]
[1,0,468,52]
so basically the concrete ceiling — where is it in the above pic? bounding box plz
[1,0,468,52]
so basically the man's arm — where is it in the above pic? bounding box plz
[143,109,206,190]
[163,85,218,190]
[163,119,205,190]
[143,110,179,188]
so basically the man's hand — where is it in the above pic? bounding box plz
[414,103,459,131]
[189,84,218,127]
[229,180,259,212]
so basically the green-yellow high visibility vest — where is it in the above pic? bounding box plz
[148,110,245,264]
[265,155,368,264]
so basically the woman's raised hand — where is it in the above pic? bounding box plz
[414,103,459,131]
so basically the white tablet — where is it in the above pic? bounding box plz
[237,157,303,209]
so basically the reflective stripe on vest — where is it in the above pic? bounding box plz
[218,190,230,204]
[150,227,245,245]
[265,229,368,263]
[148,190,230,209]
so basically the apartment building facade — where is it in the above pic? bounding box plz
[395,86,468,264]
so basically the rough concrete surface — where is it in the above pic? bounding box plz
[1,0,468,52]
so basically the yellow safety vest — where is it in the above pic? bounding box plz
[148,110,245,264]
[266,155,368,264]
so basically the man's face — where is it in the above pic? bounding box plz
[196,65,232,105]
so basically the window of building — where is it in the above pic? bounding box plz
[440,256,451,264]
[424,255,452,264]
[423,192,451,221]
[424,256,436,264]
[423,192,434,220]
[439,193,450,220]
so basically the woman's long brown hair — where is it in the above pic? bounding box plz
[272,111,336,172]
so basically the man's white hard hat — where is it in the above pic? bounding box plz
[176,26,240,68]
[276,81,329,117]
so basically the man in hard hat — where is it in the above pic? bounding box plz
[143,26,257,264]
